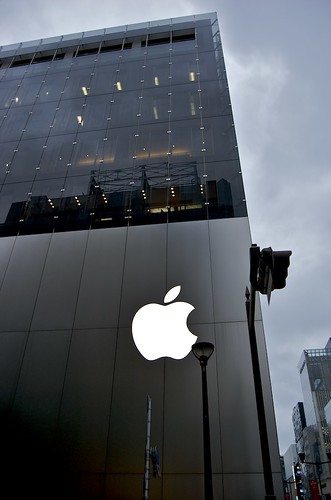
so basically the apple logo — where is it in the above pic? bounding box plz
[132,285,197,361]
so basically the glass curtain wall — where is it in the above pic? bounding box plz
[0,14,246,236]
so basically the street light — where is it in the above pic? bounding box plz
[192,342,214,500]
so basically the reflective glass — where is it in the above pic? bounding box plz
[69,130,105,173]
[5,137,45,182]
[0,80,18,109]
[0,140,16,183]
[89,63,118,95]
[24,61,52,76]
[47,98,85,136]
[22,101,56,140]
[0,104,33,142]
[0,181,31,224]
[41,36,62,45]
[9,74,44,106]
[1,65,29,79]
[36,72,68,103]
[0,14,247,236]
[37,133,77,179]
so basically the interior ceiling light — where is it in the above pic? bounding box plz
[81,86,89,96]
[154,76,159,86]
[76,115,84,125]
[116,81,122,91]
[153,105,159,120]
[189,72,195,82]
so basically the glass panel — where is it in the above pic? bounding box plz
[142,57,171,89]
[5,137,45,182]
[89,63,118,95]
[104,26,126,35]
[77,94,111,131]
[0,141,16,183]
[24,60,54,76]
[21,40,41,49]
[60,68,94,99]
[36,72,68,102]
[62,32,83,41]
[0,105,32,142]
[83,29,105,38]
[0,80,18,109]
[2,64,29,79]
[69,130,105,173]
[41,36,62,45]
[37,133,77,179]
[47,58,73,74]
[22,101,56,140]
[0,42,21,55]
[49,97,85,136]
[0,181,31,225]
[11,75,45,105]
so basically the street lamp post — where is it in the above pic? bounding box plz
[192,342,215,500]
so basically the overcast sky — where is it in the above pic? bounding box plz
[1,0,330,455]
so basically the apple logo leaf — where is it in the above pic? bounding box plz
[164,285,181,304]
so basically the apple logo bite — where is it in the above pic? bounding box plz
[132,285,197,361]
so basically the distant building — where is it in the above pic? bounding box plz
[293,402,307,445]
[325,399,331,433]
[297,343,331,497]
[283,444,298,499]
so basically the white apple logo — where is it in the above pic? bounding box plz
[132,285,197,361]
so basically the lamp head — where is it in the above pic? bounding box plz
[192,342,214,365]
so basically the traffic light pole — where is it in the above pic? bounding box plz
[245,285,276,500]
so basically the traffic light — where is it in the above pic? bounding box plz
[293,462,304,500]
[271,249,292,289]
[250,245,292,299]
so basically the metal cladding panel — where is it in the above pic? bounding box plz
[0,218,282,499]
[57,328,118,472]
[0,331,27,411]
[166,220,214,325]
[74,226,127,329]
[12,330,71,438]
[0,233,51,332]
[209,217,254,323]
[119,223,168,328]
[215,321,261,472]
[30,230,89,331]
[0,236,15,284]
[106,326,165,473]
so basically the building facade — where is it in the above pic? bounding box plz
[0,13,282,499]
[298,344,331,497]
[293,402,307,445]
